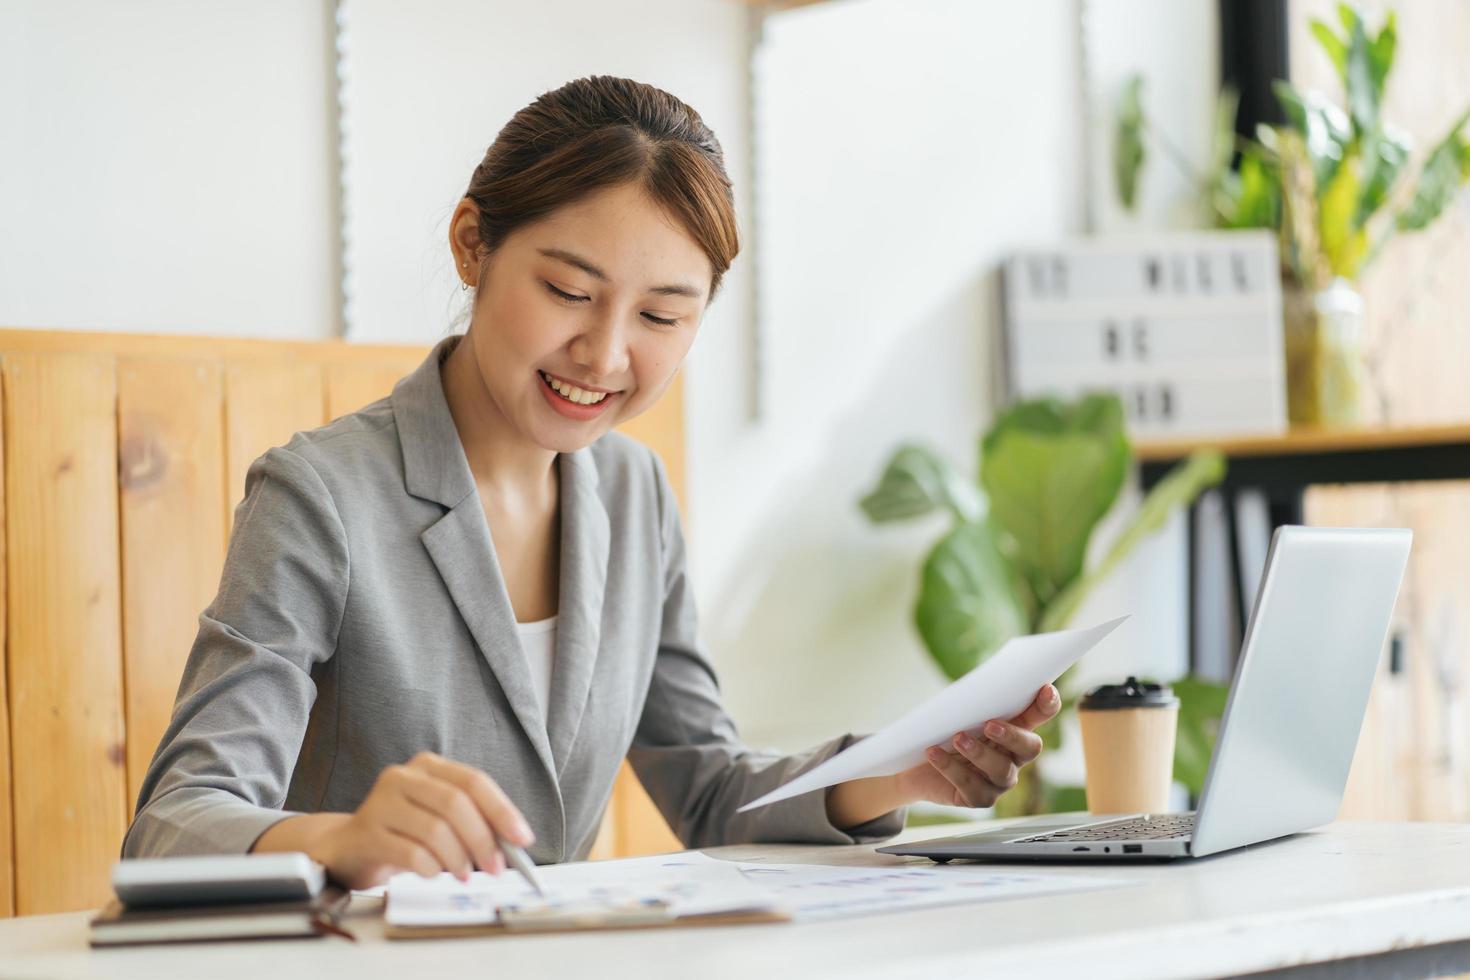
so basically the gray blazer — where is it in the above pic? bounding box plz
[123,335,905,864]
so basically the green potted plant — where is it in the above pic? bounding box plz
[860,392,1227,815]
[1116,4,1470,426]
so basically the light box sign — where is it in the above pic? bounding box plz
[1001,231,1286,438]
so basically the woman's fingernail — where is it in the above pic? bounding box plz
[954,732,974,750]
[984,721,1005,740]
[926,746,943,762]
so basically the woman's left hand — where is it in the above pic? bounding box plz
[893,683,1062,809]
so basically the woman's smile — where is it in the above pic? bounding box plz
[537,368,620,420]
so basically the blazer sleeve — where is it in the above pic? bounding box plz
[121,444,350,859]
[626,450,907,849]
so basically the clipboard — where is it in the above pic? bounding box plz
[381,853,792,940]
[383,895,790,940]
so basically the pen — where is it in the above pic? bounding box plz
[499,841,547,897]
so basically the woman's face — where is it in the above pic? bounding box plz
[454,181,712,454]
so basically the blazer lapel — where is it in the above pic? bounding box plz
[392,337,557,782]
[421,501,557,780]
[546,447,610,776]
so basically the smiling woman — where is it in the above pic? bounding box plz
[122,75,1059,889]
[443,179,709,453]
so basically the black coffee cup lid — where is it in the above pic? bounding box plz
[1079,675,1178,709]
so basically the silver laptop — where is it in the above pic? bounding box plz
[879,525,1411,863]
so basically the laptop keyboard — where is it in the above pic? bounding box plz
[1017,812,1196,843]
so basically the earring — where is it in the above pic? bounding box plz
[461,281,469,292]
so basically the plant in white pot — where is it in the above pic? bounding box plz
[1117,3,1470,426]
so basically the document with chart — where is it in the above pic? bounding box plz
[731,859,1132,921]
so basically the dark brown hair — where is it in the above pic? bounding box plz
[462,75,739,301]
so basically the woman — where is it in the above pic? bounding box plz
[123,75,1060,888]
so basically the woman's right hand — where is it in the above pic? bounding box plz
[259,751,536,890]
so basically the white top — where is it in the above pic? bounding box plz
[515,614,557,722]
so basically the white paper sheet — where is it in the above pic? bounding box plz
[731,860,1132,921]
[385,852,780,927]
[737,616,1128,813]
[385,851,1132,928]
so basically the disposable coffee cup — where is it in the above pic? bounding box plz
[1077,676,1179,814]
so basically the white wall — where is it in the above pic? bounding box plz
[335,0,755,351]
[1084,0,1222,233]
[0,0,340,337]
[0,0,1220,763]
[709,0,1089,747]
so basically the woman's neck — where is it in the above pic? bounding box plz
[440,330,558,510]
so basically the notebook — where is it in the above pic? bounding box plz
[89,886,351,947]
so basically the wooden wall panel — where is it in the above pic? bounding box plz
[1323,481,1470,822]
[3,352,127,915]
[118,359,228,807]
[612,763,682,856]
[224,361,327,526]
[0,329,430,366]
[326,362,412,422]
[0,366,11,917]
[585,764,681,860]
[616,370,687,512]
[0,328,693,914]
[585,799,620,862]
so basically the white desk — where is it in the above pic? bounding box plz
[4,820,1470,980]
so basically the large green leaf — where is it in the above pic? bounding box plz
[859,443,984,525]
[980,395,1128,608]
[1115,74,1146,210]
[1394,108,1470,232]
[1038,449,1226,633]
[1239,149,1282,228]
[1218,145,1280,230]
[1341,5,1379,137]
[1308,18,1346,76]
[1308,6,1394,144]
[1367,10,1397,97]
[1354,124,1412,230]
[914,520,1031,680]
[1272,79,1350,189]
[1044,783,1089,815]
[1172,674,1231,798]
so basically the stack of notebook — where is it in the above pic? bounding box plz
[89,889,350,947]
[90,853,350,948]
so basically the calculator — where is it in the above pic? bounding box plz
[111,852,326,908]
